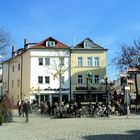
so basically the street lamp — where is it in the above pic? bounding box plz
[124,66,130,118]
[100,76,109,117]
[86,72,92,101]
[37,86,41,107]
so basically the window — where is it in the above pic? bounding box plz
[18,64,20,71]
[45,76,50,84]
[38,58,43,65]
[38,76,43,84]
[77,75,83,84]
[94,75,99,84]
[12,80,14,88]
[12,65,14,72]
[46,41,55,47]
[84,40,92,48]
[59,57,64,66]
[94,57,100,66]
[45,58,50,65]
[87,57,92,67]
[61,76,64,85]
[17,79,20,87]
[4,82,7,89]
[77,57,83,67]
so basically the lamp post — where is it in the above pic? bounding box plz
[86,72,92,101]
[124,66,130,119]
[100,76,109,117]
[105,77,109,118]
[38,86,41,107]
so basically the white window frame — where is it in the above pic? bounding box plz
[94,57,100,67]
[77,57,83,67]
[84,40,92,48]
[45,58,50,65]
[87,57,92,67]
[46,41,55,47]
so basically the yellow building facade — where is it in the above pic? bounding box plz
[137,74,140,95]
[71,38,108,102]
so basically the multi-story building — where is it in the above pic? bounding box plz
[0,65,2,96]
[138,74,140,95]
[2,36,108,106]
[2,37,71,106]
[120,68,140,103]
[71,38,108,102]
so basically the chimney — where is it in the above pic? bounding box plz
[12,46,16,57]
[24,38,28,50]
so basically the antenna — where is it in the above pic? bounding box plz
[73,35,76,46]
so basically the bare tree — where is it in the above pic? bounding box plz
[112,42,140,70]
[0,27,11,61]
[112,38,140,106]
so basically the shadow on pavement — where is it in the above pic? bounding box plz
[83,130,140,140]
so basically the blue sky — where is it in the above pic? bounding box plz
[0,0,140,79]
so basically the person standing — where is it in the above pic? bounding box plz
[17,100,21,116]
[22,100,30,122]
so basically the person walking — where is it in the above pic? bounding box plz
[17,100,22,116]
[22,100,30,123]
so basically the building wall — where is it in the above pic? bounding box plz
[71,50,106,98]
[2,63,9,93]
[0,68,2,95]
[137,74,140,95]
[3,48,71,105]
[30,49,70,93]
[2,56,22,105]
[22,51,31,99]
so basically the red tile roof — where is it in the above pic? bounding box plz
[31,36,69,49]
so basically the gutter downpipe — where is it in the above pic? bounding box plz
[20,55,23,100]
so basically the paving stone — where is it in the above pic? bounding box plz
[0,110,140,140]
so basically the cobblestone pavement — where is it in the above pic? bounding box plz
[0,110,140,140]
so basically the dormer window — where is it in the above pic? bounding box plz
[46,41,55,47]
[84,40,92,48]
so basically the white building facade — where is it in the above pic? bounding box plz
[2,37,71,106]
[0,67,2,96]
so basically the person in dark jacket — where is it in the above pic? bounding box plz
[22,100,30,122]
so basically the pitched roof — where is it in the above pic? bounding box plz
[31,36,69,49]
[74,37,106,50]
